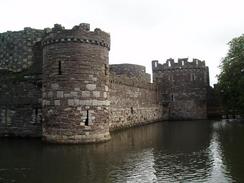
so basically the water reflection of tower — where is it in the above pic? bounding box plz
[207,121,232,182]
[152,121,212,182]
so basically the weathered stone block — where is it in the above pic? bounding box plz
[103,92,107,98]
[74,88,80,91]
[82,91,90,97]
[93,91,100,97]
[74,99,80,106]
[86,84,96,91]
[51,83,59,90]
[71,91,78,97]
[92,77,97,82]
[47,91,53,98]
[54,100,60,106]
[46,100,50,106]
[64,93,71,98]
[80,100,92,106]
[67,99,74,106]
[57,91,64,98]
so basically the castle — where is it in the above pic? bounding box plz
[0,23,210,143]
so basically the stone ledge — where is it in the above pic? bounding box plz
[42,132,111,144]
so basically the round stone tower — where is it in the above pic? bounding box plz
[41,23,111,143]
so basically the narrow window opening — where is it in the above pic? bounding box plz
[35,108,38,123]
[58,61,62,75]
[182,61,184,66]
[171,94,174,102]
[168,75,174,81]
[191,73,196,81]
[85,110,89,126]
[131,107,134,114]
[155,62,158,67]
[105,64,108,75]
[168,62,171,67]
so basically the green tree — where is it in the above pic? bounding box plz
[218,34,244,116]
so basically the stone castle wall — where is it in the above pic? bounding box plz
[0,28,45,137]
[110,64,151,83]
[0,23,211,143]
[152,58,209,120]
[0,71,42,137]
[109,64,168,131]
[0,28,46,72]
[0,24,168,143]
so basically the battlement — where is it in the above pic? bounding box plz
[152,58,206,71]
[42,23,110,50]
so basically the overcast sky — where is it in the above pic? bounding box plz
[1,0,244,85]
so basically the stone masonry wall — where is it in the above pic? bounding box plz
[152,58,209,120]
[0,28,46,72]
[110,64,151,83]
[0,71,42,137]
[109,67,167,131]
[0,28,44,137]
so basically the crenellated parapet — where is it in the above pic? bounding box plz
[152,58,210,120]
[152,58,206,71]
[152,58,209,85]
[42,23,110,50]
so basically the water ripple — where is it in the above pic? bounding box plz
[1,120,243,183]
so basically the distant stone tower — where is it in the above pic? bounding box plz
[152,58,209,120]
[42,23,111,143]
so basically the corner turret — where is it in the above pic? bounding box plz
[152,58,209,120]
[42,23,111,143]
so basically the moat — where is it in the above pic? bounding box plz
[1,120,244,183]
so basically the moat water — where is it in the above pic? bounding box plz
[0,120,244,183]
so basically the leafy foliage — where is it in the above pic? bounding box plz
[217,34,244,115]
